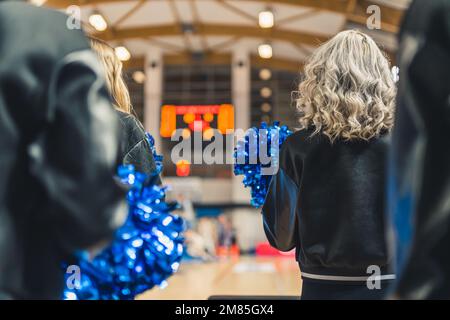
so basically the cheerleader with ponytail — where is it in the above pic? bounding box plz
[90,38,160,181]
[61,38,183,300]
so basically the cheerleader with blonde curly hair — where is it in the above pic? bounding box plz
[262,30,396,300]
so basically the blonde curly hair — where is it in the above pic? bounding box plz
[296,30,396,142]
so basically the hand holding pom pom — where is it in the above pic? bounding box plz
[234,122,292,207]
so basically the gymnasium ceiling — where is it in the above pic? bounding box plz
[45,0,410,71]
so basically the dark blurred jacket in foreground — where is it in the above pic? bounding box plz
[388,0,450,299]
[0,1,126,299]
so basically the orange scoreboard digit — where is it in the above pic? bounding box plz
[160,104,234,138]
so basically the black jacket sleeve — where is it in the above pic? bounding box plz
[116,111,162,184]
[28,50,127,252]
[261,140,300,252]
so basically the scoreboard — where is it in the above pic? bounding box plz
[160,104,235,138]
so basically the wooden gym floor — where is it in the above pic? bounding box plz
[137,256,301,300]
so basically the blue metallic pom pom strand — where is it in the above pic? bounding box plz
[146,132,163,174]
[233,122,292,208]
[63,134,184,300]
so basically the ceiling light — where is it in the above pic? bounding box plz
[260,87,272,98]
[115,46,131,62]
[132,71,146,84]
[259,68,272,80]
[261,103,272,113]
[259,10,274,29]
[258,43,273,59]
[30,0,47,6]
[88,13,108,32]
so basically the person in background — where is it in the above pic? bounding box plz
[90,38,160,180]
[197,217,219,259]
[217,214,237,254]
[388,0,450,299]
[262,30,397,299]
[0,0,126,299]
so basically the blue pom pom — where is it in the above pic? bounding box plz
[233,122,292,207]
[63,134,185,300]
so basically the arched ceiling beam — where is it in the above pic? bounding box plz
[112,0,146,28]
[44,0,404,33]
[167,0,192,50]
[216,0,258,23]
[46,0,350,13]
[95,23,329,47]
[189,0,208,51]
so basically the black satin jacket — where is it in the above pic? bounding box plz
[116,110,161,183]
[262,129,393,281]
[388,0,450,299]
[0,2,126,299]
